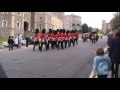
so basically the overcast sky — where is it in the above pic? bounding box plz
[65,12,115,29]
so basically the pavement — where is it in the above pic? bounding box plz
[0,37,117,78]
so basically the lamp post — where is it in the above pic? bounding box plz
[118,12,120,30]
[40,17,42,33]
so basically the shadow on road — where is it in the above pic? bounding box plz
[0,63,7,78]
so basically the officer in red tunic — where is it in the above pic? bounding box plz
[63,29,67,48]
[33,29,40,51]
[40,29,47,52]
[54,30,58,48]
[69,30,75,47]
[47,29,53,50]
[74,30,79,45]
[56,29,59,47]
[66,30,70,47]
[51,30,55,49]
[57,29,63,50]
[61,29,64,49]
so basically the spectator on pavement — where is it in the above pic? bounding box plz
[14,36,18,48]
[18,34,23,49]
[8,36,14,51]
[92,48,111,78]
[109,30,120,78]
[26,35,29,47]
[107,32,113,50]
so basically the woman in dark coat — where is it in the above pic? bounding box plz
[109,30,120,78]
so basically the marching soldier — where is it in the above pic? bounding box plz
[63,29,67,48]
[40,29,47,52]
[61,29,64,49]
[54,30,58,48]
[65,30,70,48]
[51,30,56,49]
[47,29,53,50]
[57,29,64,50]
[75,30,79,45]
[33,29,41,51]
[69,30,75,47]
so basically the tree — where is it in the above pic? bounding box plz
[110,12,120,31]
[96,28,99,33]
[88,26,93,33]
[82,23,88,33]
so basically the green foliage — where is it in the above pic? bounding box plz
[88,27,93,33]
[0,36,7,45]
[82,23,88,33]
[110,12,120,30]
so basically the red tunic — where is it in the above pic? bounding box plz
[41,34,46,42]
[34,34,39,42]
[48,33,52,41]
[63,33,66,41]
[55,34,58,40]
[71,33,74,39]
[57,33,62,41]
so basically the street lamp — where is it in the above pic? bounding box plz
[117,12,120,30]
[40,17,43,33]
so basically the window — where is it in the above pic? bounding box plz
[17,12,21,15]
[2,20,7,27]
[3,12,8,14]
[17,21,20,28]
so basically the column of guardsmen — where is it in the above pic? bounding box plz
[33,28,79,52]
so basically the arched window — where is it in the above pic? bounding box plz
[17,12,21,15]
[17,21,20,28]
[2,20,7,27]
[3,12,8,14]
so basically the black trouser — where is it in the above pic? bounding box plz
[47,40,52,49]
[97,75,108,78]
[51,41,57,49]
[91,39,95,44]
[69,39,74,47]
[9,44,12,50]
[40,42,47,51]
[9,44,13,50]
[111,63,119,78]
[26,42,28,47]
[53,41,57,49]
[33,41,39,51]
[75,38,78,45]
[64,40,68,48]
[58,41,64,50]
[83,38,86,42]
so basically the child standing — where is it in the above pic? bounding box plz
[92,48,111,78]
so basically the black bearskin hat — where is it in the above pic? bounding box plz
[53,30,55,34]
[59,29,62,33]
[70,30,73,33]
[42,28,46,34]
[66,30,69,34]
[55,30,57,34]
[35,28,39,34]
[63,29,65,33]
[75,29,77,32]
[49,29,52,34]
[56,29,59,33]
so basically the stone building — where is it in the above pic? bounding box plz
[64,14,82,30]
[0,12,31,37]
[102,20,106,33]
[1,12,79,37]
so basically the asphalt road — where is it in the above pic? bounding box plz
[0,36,108,78]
